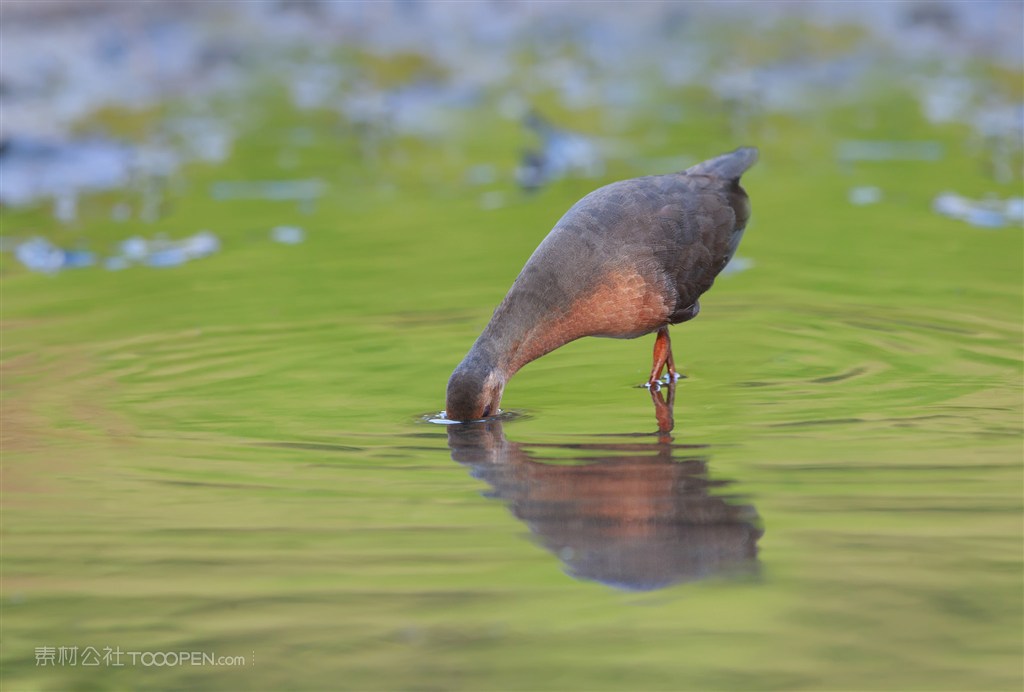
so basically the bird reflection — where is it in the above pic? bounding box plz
[446,383,763,591]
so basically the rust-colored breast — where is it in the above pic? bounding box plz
[567,268,670,339]
[507,268,670,373]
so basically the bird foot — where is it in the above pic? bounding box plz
[641,372,684,390]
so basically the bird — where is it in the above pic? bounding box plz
[445,146,758,421]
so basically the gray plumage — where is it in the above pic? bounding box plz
[446,146,758,421]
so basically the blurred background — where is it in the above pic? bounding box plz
[3,1,1022,690]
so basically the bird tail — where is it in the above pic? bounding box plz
[685,146,759,180]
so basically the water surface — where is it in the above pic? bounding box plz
[2,6,1022,690]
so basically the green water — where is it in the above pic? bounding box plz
[3,83,1022,690]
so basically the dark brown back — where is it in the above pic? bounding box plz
[513,152,755,323]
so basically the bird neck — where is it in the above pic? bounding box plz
[473,298,574,378]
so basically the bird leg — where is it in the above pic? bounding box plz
[647,326,678,388]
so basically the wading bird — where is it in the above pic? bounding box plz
[445,147,757,421]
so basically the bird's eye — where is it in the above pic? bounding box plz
[482,406,492,418]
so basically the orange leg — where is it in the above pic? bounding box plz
[665,333,677,381]
[647,326,678,388]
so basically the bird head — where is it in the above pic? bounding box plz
[445,360,505,422]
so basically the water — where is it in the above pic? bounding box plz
[444,390,763,592]
[4,164,1020,689]
[3,6,1022,691]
